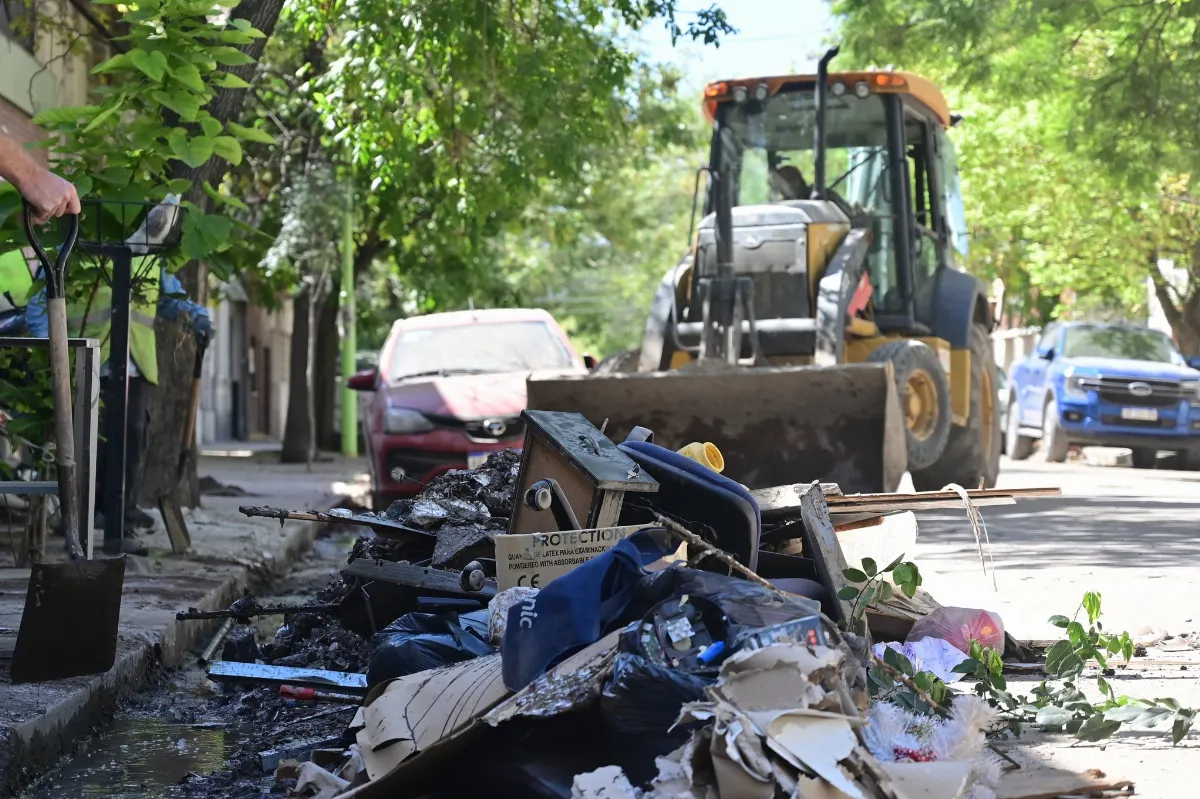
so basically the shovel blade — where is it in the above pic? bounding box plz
[10,555,126,683]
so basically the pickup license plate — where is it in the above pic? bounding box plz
[467,452,490,469]
[1121,407,1158,422]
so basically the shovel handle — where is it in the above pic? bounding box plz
[24,203,83,558]
[22,204,79,301]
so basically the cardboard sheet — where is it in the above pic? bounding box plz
[352,654,510,787]
[995,766,1134,799]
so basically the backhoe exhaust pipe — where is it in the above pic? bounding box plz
[812,46,839,200]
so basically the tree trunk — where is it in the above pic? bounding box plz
[314,292,339,452]
[281,289,312,464]
[144,0,287,503]
[138,319,200,507]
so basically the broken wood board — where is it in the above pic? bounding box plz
[838,512,918,576]
[206,661,368,695]
[752,484,1060,523]
[995,766,1133,799]
[343,558,497,599]
[795,485,854,626]
[239,505,434,540]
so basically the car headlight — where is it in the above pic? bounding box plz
[383,408,434,434]
[1063,370,1087,399]
[1184,381,1200,402]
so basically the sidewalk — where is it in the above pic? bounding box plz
[0,452,367,796]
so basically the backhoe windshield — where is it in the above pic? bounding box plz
[715,89,898,304]
[716,89,889,212]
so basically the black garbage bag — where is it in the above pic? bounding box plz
[630,566,822,634]
[367,609,492,689]
[600,653,714,786]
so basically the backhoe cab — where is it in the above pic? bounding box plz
[528,49,1001,492]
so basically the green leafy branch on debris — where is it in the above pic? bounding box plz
[874,590,1195,745]
[838,554,923,627]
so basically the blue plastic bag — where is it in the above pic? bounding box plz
[500,529,680,691]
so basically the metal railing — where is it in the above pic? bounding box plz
[0,336,100,557]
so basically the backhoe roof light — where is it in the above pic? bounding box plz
[854,81,871,98]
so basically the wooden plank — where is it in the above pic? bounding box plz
[755,484,1060,521]
[239,505,435,540]
[797,485,854,626]
[344,558,497,599]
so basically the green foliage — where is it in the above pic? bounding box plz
[868,646,950,716]
[839,554,923,628]
[830,0,1200,337]
[0,0,267,458]
[950,591,1192,745]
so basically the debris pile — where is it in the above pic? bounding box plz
[174,411,1126,799]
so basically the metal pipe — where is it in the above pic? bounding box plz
[198,617,234,665]
[812,46,840,200]
[103,248,132,555]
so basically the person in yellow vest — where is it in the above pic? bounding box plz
[0,249,33,334]
[25,261,213,532]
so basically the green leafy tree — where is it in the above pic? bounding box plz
[832,0,1200,349]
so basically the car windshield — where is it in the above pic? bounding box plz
[1062,326,1181,364]
[389,320,573,380]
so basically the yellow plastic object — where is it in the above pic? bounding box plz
[677,442,725,473]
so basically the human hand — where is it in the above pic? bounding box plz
[19,167,81,223]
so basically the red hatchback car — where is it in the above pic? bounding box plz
[348,308,589,509]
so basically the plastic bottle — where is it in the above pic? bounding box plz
[677,442,725,473]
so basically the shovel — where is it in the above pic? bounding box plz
[10,203,127,684]
[158,336,207,554]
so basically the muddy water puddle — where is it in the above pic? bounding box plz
[23,717,238,798]
[22,528,358,799]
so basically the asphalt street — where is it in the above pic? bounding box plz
[912,455,1200,794]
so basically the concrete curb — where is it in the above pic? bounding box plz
[0,510,327,796]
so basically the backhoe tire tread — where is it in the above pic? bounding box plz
[913,323,1002,490]
[868,339,952,472]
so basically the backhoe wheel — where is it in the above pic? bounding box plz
[913,322,1003,490]
[1041,399,1070,463]
[868,340,951,472]
[1006,400,1035,461]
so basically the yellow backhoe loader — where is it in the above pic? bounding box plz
[528,48,1001,493]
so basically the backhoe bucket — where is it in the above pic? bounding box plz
[526,363,907,494]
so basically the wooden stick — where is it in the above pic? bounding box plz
[653,514,777,590]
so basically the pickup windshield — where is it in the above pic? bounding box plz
[389,321,573,381]
[1062,326,1181,364]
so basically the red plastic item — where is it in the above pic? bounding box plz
[905,606,1004,655]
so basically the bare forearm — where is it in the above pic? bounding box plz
[0,135,39,190]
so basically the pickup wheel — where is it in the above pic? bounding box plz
[912,322,1002,490]
[1006,400,1035,461]
[1131,448,1158,470]
[1041,399,1069,463]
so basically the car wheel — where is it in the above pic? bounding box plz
[1131,448,1158,470]
[1041,399,1069,463]
[1006,401,1035,461]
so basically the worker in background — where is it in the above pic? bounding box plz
[770,164,811,201]
[0,131,79,330]
[24,213,214,534]
[0,250,33,334]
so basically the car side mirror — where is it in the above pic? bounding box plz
[583,354,598,371]
[1188,356,1200,371]
[347,368,378,391]
[1036,348,1054,361]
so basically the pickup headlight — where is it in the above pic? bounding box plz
[1063,369,1087,399]
[1184,381,1200,402]
[384,408,434,434]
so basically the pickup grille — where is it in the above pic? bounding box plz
[1078,377,1186,408]
[1099,414,1174,429]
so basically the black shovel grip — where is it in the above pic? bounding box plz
[22,201,80,300]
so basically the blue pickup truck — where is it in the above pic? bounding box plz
[1006,322,1200,468]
